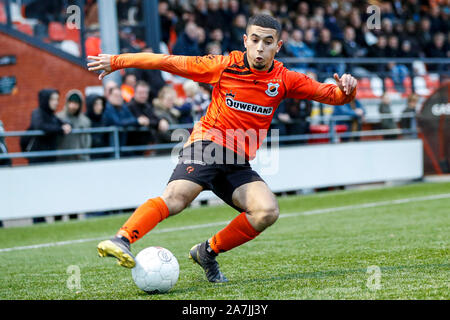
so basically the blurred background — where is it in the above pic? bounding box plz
[0,0,448,226]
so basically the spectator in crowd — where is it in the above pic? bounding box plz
[400,93,419,130]
[270,101,288,138]
[400,40,416,58]
[284,99,312,141]
[23,0,64,26]
[230,14,247,52]
[206,42,223,55]
[403,20,421,55]
[400,40,417,76]
[127,81,169,155]
[118,27,141,53]
[426,32,448,72]
[276,30,295,65]
[84,29,102,58]
[104,80,119,100]
[193,0,209,30]
[368,35,387,58]
[348,9,365,48]
[172,22,201,56]
[286,29,314,71]
[378,93,398,140]
[385,35,410,92]
[323,4,342,39]
[121,72,137,103]
[205,0,228,33]
[367,35,387,73]
[418,18,433,50]
[135,47,166,102]
[326,40,346,75]
[193,83,212,122]
[332,99,365,141]
[56,90,92,161]
[315,28,332,58]
[175,80,205,125]
[387,61,410,93]
[381,17,394,38]
[24,89,72,164]
[0,120,11,166]
[85,94,109,159]
[158,0,177,44]
[152,86,182,143]
[303,28,316,50]
[196,26,208,54]
[102,87,148,153]
[209,28,229,54]
[386,35,401,57]
[286,29,315,60]
[342,25,365,60]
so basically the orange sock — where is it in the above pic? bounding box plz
[209,212,260,254]
[117,197,169,243]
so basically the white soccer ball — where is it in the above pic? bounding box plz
[131,246,179,294]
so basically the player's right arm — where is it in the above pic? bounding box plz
[87,53,229,84]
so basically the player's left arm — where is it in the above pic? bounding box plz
[285,71,357,105]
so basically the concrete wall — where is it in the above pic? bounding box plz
[0,139,423,220]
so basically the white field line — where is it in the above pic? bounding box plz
[1,193,449,253]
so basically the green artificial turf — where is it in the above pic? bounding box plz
[0,181,448,300]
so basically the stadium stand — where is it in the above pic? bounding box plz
[0,0,448,167]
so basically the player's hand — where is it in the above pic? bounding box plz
[334,73,357,95]
[87,54,113,80]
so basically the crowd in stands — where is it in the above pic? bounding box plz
[12,70,213,164]
[6,1,448,63]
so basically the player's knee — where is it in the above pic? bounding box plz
[254,204,279,228]
[263,206,280,226]
[161,193,189,216]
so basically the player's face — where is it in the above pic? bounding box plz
[243,25,283,71]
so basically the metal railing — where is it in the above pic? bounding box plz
[277,57,450,86]
[0,113,418,163]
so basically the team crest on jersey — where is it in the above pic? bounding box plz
[265,82,280,97]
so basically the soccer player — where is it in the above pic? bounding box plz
[88,14,357,283]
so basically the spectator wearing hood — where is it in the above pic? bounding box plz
[56,90,92,161]
[25,89,72,164]
[85,94,109,159]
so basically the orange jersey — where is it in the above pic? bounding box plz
[111,51,356,160]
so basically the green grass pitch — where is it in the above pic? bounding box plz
[0,181,449,300]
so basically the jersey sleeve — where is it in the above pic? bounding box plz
[111,53,230,84]
[284,70,356,105]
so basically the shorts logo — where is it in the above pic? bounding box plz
[265,82,280,97]
[186,166,195,173]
